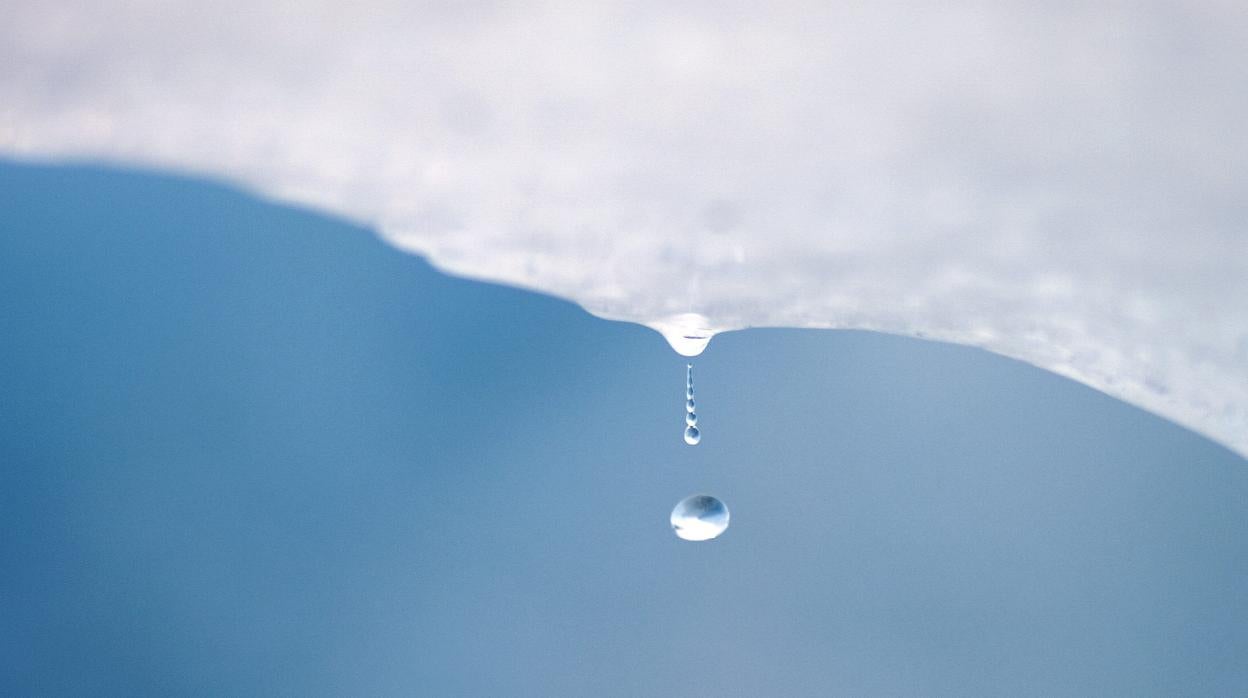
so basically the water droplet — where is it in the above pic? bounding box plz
[683,362,699,442]
[670,494,729,541]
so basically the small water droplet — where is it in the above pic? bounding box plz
[683,363,700,442]
[670,494,729,541]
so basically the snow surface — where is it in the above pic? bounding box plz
[3,1,1245,455]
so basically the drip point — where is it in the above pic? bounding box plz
[651,313,717,357]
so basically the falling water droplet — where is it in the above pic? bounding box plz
[683,363,699,443]
[670,494,730,541]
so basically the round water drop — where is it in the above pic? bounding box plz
[686,398,696,412]
[684,425,701,445]
[686,386,694,400]
[686,411,698,426]
[670,494,729,541]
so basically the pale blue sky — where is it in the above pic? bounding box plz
[2,162,1246,695]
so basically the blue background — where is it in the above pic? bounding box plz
[2,162,1246,695]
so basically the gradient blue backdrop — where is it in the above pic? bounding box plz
[2,162,1246,695]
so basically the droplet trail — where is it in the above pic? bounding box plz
[683,363,699,443]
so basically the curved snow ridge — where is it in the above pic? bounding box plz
[389,224,1247,459]
[2,1,1246,456]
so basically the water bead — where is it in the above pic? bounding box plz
[670,494,730,541]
